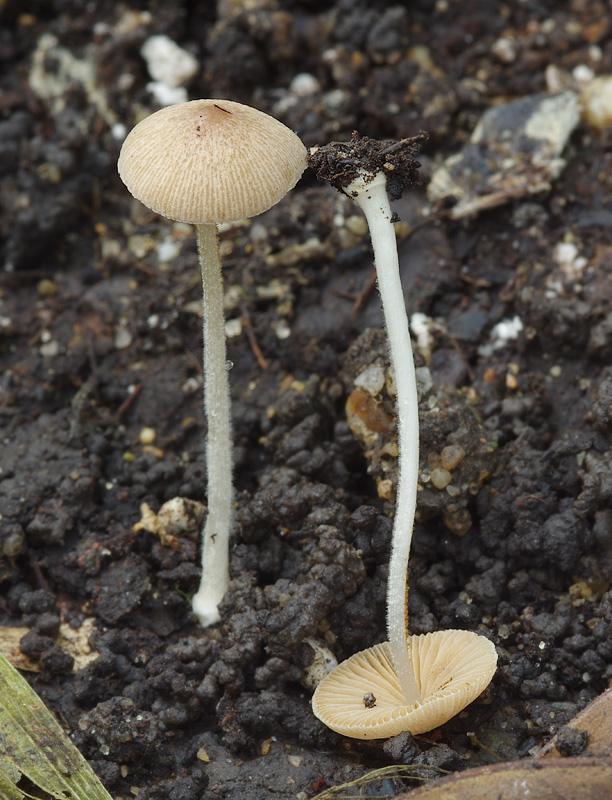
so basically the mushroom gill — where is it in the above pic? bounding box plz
[311,629,497,739]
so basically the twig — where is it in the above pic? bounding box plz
[186,347,204,374]
[240,304,268,370]
[30,557,50,592]
[467,731,504,761]
[448,334,475,383]
[333,289,358,302]
[351,268,377,321]
[69,337,100,442]
[116,383,143,422]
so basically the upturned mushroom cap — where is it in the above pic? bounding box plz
[118,99,307,224]
[311,630,497,739]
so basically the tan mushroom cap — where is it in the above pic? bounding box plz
[118,99,307,224]
[311,630,497,739]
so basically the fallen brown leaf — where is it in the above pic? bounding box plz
[540,687,612,759]
[398,757,612,800]
[0,619,99,673]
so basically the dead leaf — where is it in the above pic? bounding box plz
[541,687,612,759]
[0,619,99,673]
[0,654,113,800]
[398,757,612,799]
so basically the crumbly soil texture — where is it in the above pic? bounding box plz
[2,2,612,799]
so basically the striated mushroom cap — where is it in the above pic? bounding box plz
[311,629,497,739]
[118,99,307,224]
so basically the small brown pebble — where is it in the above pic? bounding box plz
[440,444,466,470]
[37,278,59,297]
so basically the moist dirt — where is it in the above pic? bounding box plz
[1,2,612,799]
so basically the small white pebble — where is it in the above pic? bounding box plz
[572,64,595,84]
[588,45,602,62]
[289,72,320,95]
[323,88,345,111]
[554,241,587,280]
[354,365,385,396]
[40,340,60,357]
[93,21,110,37]
[182,375,202,394]
[157,239,181,263]
[416,366,433,396]
[114,327,132,349]
[225,318,242,338]
[111,122,126,141]
[411,312,435,359]
[141,35,198,87]
[117,73,135,92]
[275,319,291,339]
[139,427,156,445]
[491,36,516,63]
[250,222,268,241]
[489,316,524,350]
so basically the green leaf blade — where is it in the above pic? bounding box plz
[0,654,113,800]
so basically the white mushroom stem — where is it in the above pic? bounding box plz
[191,222,233,626]
[348,170,423,705]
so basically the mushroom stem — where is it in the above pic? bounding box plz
[349,170,422,705]
[191,222,233,626]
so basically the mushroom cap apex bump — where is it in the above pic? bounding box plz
[311,629,497,739]
[118,98,307,225]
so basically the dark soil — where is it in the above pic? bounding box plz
[1,2,612,799]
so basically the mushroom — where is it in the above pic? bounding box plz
[312,630,497,739]
[118,99,307,626]
[308,134,497,737]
